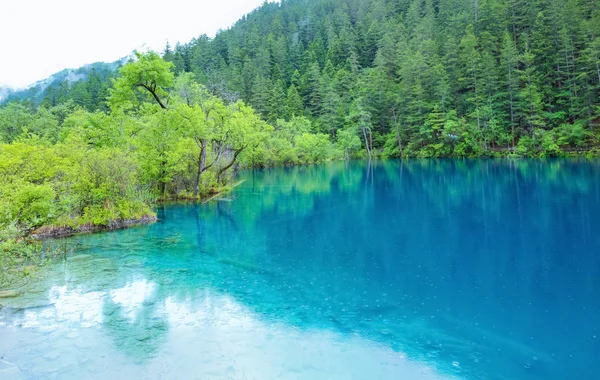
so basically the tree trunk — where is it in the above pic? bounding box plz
[362,127,372,159]
[511,9,517,45]
[593,36,600,85]
[193,141,207,197]
[139,84,169,110]
[508,77,515,147]
[216,146,246,185]
[160,160,167,198]
[392,107,403,155]
[587,101,593,129]
[474,71,481,132]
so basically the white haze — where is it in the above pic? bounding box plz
[0,0,275,89]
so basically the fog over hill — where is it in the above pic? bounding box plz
[1,57,129,104]
[0,87,12,102]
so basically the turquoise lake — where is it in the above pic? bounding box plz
[1,159,599,379]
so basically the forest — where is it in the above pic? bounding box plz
[1,0,599,278]
[5,0,599,155]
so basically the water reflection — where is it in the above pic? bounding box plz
[1,159,599,380]
[1,275,448,380]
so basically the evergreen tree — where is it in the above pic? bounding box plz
[4,0,600,157]
[286,84,304,119]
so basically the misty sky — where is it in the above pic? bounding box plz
[0,0,273,89]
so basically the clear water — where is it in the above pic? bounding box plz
[1,160,599,380]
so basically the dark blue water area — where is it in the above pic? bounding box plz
[177,159,600,379]
[1,159,599,380]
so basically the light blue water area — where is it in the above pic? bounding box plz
[1,159,599,380]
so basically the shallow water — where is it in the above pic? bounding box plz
[1,159,599,380]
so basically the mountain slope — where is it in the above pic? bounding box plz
[167,0,600,155]
[2,58,128,110]
[4,0,600,155]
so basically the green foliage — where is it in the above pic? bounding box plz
[154,0,599,157]
[295,133,333,163]
[337,128,363,159]
[0,180,55,228]
[0,136,153,287]
[6,0,600,157]
[0,222,42,288]
[0,52,337,271]
[110,50,175,111]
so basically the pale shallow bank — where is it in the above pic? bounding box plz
[0,281,456,380]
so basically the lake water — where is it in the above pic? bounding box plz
[1,160,599,380]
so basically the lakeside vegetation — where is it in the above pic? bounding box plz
[0,52,342,286]
[1,0,599,285]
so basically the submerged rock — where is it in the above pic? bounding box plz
[0,290,21,298]
[43,351,61,360]
[67,254,93,262]
[0,360,24,380]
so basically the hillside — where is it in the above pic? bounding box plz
[2,58,128,110]
[163,0,600,155]
[2,0,600,156]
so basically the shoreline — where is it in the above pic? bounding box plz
[27,180,248,241]
[30,215,158,240]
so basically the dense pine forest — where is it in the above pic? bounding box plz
[4,0,600,156]
[1,0,600,278]
[164,0,600,157]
